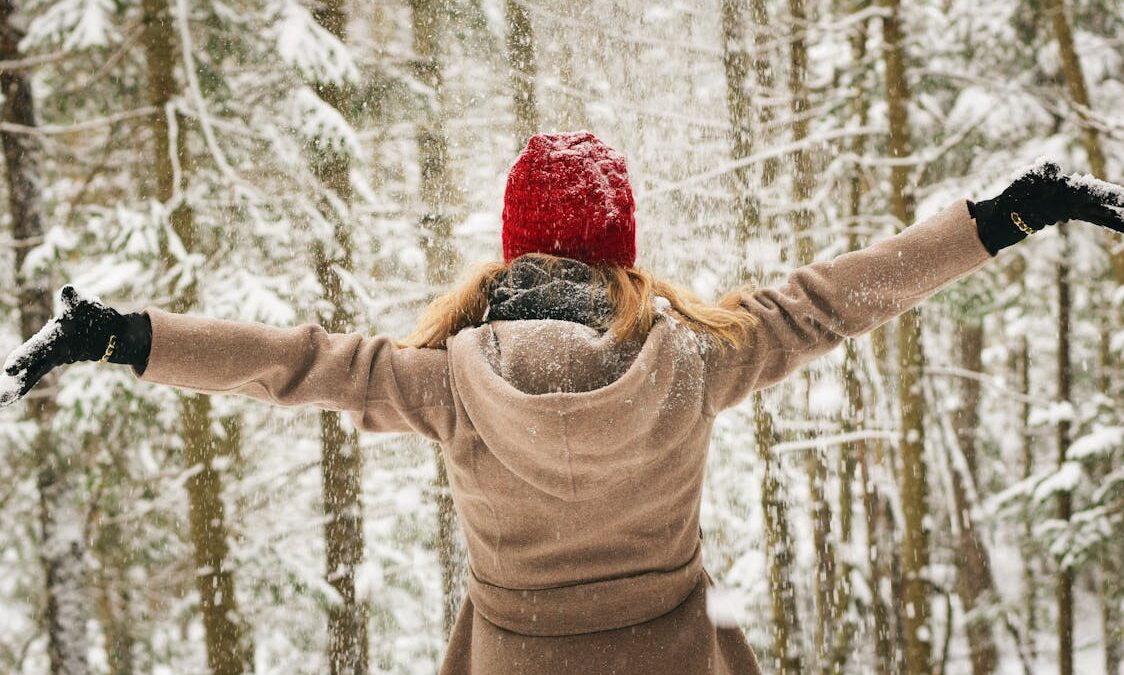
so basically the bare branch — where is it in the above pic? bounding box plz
[0,50,70,72]
[0,107,158,136]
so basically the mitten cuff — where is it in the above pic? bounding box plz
[109,312,153,374]
[968,197,1028,256]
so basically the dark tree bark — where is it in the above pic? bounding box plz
[720,1,802,670]
[504,0,539,143]
[1001,256,1038,665]
[839,7,895,671]
[951,323,999,675]
[1043,7,1120,672]
[1054,228,1074,675]
[1103,559,1123,675]
[1,2,91,673]
[1043,0,1109,195]
[92,467,137,675]
[755,395,805,675]
[785,3,841,668]
[141,0,251,672]
[877,1,933,673]
[305,0,369,671]
[409,0,466,638]
[721,0,760,245]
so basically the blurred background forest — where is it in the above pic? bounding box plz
[0,0,1122,673]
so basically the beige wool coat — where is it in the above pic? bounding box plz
[132,200,992,674]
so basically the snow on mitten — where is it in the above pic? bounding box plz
[968,158,1124,255]
[0,285,151,407]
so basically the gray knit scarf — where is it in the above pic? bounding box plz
[485,257,613,331]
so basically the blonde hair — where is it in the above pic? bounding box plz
[401,253,758,350]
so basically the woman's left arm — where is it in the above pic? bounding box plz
[704,160,1124,413]
[703,199,991,412]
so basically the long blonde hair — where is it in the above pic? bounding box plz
[401,253,758,350]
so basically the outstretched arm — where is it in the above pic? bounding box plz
[1,290,457,442]
[137,308,456,440]
[705,160,1124,413]
[704,199,989,411]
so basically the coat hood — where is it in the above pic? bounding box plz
[446,314,708,502]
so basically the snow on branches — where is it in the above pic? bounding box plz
[271,0,358,86]
[24,0,117,51]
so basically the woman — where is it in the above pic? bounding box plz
[3,132,1123,674]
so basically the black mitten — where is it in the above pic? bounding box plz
[0,285,152,407]
[968,159,1124,255]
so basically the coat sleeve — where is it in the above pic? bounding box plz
[132,308,457,442]
[704,199,993,413]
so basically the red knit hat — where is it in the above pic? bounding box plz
[502,132,637,267]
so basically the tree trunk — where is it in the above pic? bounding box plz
[556,45,589,130]
[1002,256,1038,665]
[1047,8,1122,673]
[1019,335,1037,664]
[1044,0,1105,174]
[141,1,251,672]
[1094,294,1122,675]
[950,323,999,675]
[1002,253,1043,669]
[785,3,839,668]
[409,0,465,638]
[840,9,895,670]
[1,4,93,674]
[756,395,805,674]
[720,2,802,671]
[1103,560,1123,675]
[305,0,369,672]
[1043,0,1111,194]
[182,395,249,675]
[318,411,367,675]
[505,0,538,144]
[411,0,460,289]
[1055,228,1074,675]
[877,2,932,673]
[92,493,137,675]
[721,0,760,245]
[749,0,779,189]
[853,359,899,675]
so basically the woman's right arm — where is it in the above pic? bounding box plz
[2,289,457,443]
[135,308,457,441]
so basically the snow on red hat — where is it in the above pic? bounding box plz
[502,131,637,267]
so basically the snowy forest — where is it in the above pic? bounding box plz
[0,0,1122,672]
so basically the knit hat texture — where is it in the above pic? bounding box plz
[502,132,637,267]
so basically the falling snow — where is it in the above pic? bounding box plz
[0,0,1121,673]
